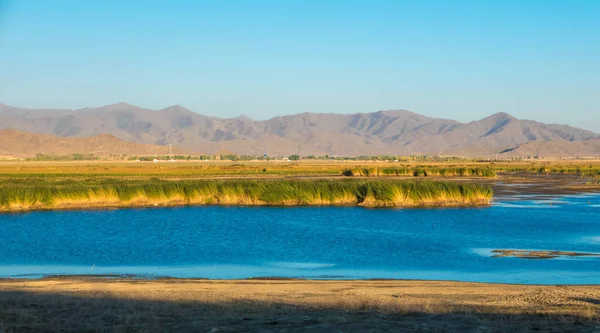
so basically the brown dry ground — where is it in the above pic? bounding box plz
[1,278,600,332]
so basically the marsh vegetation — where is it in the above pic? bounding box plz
[0,178,492,211]
[341,166,497,177]
[1,159,598,211]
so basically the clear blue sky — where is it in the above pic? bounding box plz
[0,0,598,131]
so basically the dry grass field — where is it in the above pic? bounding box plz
[0,159,599,179]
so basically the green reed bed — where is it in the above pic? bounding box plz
[0,179,492,211]
[497,165,600,176]
[342,167,497,178]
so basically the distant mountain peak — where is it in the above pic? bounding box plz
[93,133,121,140]
[163,104,186,110]
[98,102,141,111]
[370,109,420,118]
[109,102,133,107]
[161,105,194,113]
[488,112,517,120]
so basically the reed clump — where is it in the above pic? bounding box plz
[0,179,492,211]
[341,167,497,178]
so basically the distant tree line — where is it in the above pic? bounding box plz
[26,153,101,161]
[20,153,572,162]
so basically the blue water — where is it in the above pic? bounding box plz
[0,193,599,284]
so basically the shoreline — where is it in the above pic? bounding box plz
[1,277,599,332]
[0,198,492,213]
[2,275,600,286]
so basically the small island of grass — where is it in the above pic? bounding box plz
[492,249,600,260]
[0,179,492,211]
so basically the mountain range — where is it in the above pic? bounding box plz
[0,102,598,157]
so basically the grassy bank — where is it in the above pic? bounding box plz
[0,179,492,211]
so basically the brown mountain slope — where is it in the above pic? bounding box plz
[416,113,600,157]
[498,138,600,158]
[0,129,186,158]
[0,103,598,157]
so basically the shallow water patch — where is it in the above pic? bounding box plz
[268,262,336,269]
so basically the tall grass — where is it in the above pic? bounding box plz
[342,167,497,178]
[0,179,492,211]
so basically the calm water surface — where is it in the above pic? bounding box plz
[1,193,599,284]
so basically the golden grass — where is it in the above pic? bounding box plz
[0,179,493,211]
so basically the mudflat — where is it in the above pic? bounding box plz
[1,278,599,332]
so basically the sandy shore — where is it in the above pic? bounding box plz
[1,278,599,332]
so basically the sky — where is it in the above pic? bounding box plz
[0,0,598,131]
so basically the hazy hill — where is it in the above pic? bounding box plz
[0,129,186,158]
[0,103,598,157]
[498,138,600,158]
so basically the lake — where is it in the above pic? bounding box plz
[1,193,599,284]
